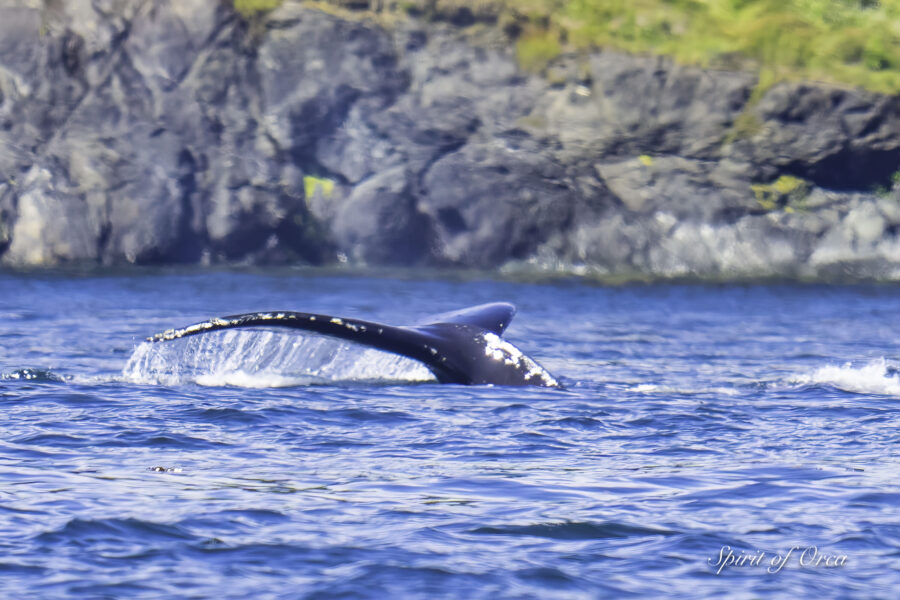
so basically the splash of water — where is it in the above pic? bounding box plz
[1,368,66,382]
[793,358,900,396]
[122,329,436,387]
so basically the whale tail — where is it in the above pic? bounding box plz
[148,302,559,387]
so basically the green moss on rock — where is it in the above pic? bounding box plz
[234,0,283,19]
[751,175,809,211]
[304,175,336,201]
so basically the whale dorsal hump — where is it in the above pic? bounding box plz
[417,302,515,335]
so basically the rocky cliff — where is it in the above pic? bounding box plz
[1,0,899,279]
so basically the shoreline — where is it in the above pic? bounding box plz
[1,1,898,279]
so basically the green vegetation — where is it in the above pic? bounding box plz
[725,110,763,142]
[516,30,562,71]
[243,0,900,93]
[751,174,809,211]
[384,0,900,93]
[875,170,900,196]
[233,0,283,19]
[304,175,335,201]
[557,0,900,92]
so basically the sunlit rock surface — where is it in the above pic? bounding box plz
[1,0,899,279]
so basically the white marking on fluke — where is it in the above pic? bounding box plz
[481,332,559,387]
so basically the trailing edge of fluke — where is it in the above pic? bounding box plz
[148,302,559,387]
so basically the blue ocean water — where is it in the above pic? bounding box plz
[1,270,898,599]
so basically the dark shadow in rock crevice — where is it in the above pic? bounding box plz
[789,146,900,192]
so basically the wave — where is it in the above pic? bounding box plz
[471,520,675,540]
[121,329,436,388]
[792,358,900,396]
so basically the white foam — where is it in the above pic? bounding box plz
[122,329,436,387]
[793,358,900,396]
[193,371,316,388]
[630,383,741,396]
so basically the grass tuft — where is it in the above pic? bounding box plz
[234,0,283,19]
[516,29,562,71]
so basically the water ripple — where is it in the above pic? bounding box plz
[471,521,676,540]
[1,275,899,597]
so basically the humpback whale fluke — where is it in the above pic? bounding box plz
[148,302,559,387]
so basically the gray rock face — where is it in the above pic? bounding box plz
[313,166,431,265]
[748,84,900,190]
[1,0,899,279]
[259,4,408,162]
[531,52,755,160]
[421,140,591,267]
